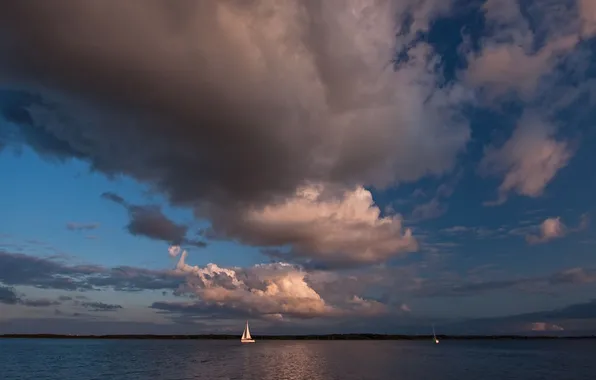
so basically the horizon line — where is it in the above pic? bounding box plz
[2,333,595,340]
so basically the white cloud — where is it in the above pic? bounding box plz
[172,249,387,319]
[480,112,572,204]
[214,184,418,266]
[168,246,181,258]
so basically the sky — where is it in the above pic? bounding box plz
[1,0,596,336]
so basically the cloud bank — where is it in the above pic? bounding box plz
[169,247,387,320]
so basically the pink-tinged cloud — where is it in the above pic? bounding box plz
[172,249,388,320]
[580,0,596,37]
[551,268,596,284]
[480,112,572,205]
[465,36,578,100]
[465,0,582,101]
[526,217,566,244]
[211,185,417,266]
[529,322,564,332]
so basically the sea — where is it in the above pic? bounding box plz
[1,339,595,380]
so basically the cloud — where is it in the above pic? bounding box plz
[580,0,596,37]
[549,268,596,285]
[480,112,572,204]
[578,213,590,231]
[210,185,417,267]
[411,198,447,221]
[168,245,181,258]
[20,298,61,307]
[81,302,123,312]
[0,285,19,305]
[66,222,99,231]
[488,299,596,329]
[406,167,462,222]
[0,250,98,291]
[464,0,581,101]
[526,217,566,244]
[0,284,62,307]
[150,301,251,320]
[522,214,589,245]
[418,266,596,298]
[0,318,202,335]
[101,192,206,248]
[463,1,590,206]
[529,322,564,332]
[0,1,471,259]
[170,248,388,320]
[441,226,472,234]
[0,250,184,292]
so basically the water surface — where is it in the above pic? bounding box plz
[1,339,594,380]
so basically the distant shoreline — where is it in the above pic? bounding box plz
[1,334,595,340]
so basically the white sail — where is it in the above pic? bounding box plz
[241,321,255,343]
[242,322,251,340]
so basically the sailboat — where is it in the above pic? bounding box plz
[241,320,255,343]
[432,324,439,344]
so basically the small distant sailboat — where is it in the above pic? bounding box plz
[432,324,440,344]
[241,320,255,343]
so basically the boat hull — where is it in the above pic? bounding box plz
[241,339,255,343]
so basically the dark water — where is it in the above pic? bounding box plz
[1,339,595,380]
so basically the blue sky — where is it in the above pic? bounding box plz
[1,0,596,335]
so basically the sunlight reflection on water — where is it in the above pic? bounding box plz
[1,339,595,380]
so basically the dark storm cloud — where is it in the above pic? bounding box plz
[0,250,184,292]
[0,1,473,263]
[101,192,206,248]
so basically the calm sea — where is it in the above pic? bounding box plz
[1,339,595,380]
